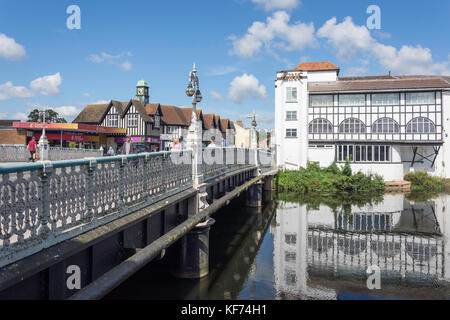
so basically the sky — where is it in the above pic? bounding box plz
[0,0,449,129]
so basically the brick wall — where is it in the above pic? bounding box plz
[0,129,28,145]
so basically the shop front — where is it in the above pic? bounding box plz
[114,136,161,153]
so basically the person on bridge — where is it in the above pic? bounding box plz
[171,139,181,151]
[207,137,217,148]
[120,136,137,155]
[221,137,228,147]
[26,137,37,162]
[107,146,115,156]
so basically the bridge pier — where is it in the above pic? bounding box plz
[168,218,215,279]
[246,180,263,208]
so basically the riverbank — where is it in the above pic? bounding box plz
[276,161,385,195]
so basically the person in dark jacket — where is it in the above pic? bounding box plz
[120,136,137,155]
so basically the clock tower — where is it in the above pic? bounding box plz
[136,79,150,105]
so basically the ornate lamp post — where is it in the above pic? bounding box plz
[248,112,258,149]
[38,109,49,161]
[186,64,203,186]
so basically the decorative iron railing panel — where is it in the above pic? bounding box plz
[0,145,102,162]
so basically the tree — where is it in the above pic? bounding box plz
[27,109,67,123]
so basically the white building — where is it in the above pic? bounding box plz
[275,61,450,180]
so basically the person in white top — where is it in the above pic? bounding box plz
[207,137,216,148]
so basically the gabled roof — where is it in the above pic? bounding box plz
[180,107,203,125]
[220,118,230,133]
[202,114,215,130]
[294,61,339,72]
[122,99,153,123]
[73,103,110,124]
[145,103,162,116]
[160,105,190,126]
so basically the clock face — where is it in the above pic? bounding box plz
[137,88,144,95]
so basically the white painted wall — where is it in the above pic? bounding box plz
[307,70,338,82]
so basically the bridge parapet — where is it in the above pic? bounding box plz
[0,144,103,162]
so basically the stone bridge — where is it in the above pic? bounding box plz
[0,147,276,299]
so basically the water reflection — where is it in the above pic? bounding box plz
[275,194,450,299]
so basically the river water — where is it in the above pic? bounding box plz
[105,192,450,300]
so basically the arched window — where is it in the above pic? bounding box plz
[406,117,435,133]
[309,118,333,133]
[372,118,400,133]
[339,118,366,133]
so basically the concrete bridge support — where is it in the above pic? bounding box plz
[168,218,215,279]
[246,180,263,208]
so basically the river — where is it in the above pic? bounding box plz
[105,192,450,300]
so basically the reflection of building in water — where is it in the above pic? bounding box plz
[273,194,450,299]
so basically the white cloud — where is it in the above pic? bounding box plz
[54,106,80,118]
[88,52,132,71]
[121,61,132,71]
[317,16,450,75]
[11,112,28,121]
[317,17,373,60]
[229,74,266,103]
[30,72,62,96]
[206,66,238,76]
[0,81,34,100]
[0,33,26,60]
[210,90,223,100]
[251,0,300,11]
[90,99,110,105]
[229,11,316,58]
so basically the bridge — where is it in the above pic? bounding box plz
[0,147,276,299]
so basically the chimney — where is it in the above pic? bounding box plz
[236,120,243,127]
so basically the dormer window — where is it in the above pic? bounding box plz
[107,114,118,127]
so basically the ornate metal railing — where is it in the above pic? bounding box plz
[0,145,102,162]
[0,147,274,268]
[199,147,256,181]
[0,150,192,268]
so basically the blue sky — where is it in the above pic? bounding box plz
[0,0,449,129]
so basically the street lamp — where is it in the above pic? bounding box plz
[185,63,203,186]
[38,109,49,160]
[186,63,202,112]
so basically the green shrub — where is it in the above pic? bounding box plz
[404,171,444,193]
[276,161,385,195]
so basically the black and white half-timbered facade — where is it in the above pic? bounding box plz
[275,61,450,180]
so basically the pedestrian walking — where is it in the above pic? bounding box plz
[120,136,137,155]
[26,137,37,162]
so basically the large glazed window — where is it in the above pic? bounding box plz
[406,117,435,133]
[310,95,333,107]
[339,118,366,133]
[406,92,435,105]
[372,118,400,133]
[339,94,365,106]
[371,93,399,105]
[309,118,333,133]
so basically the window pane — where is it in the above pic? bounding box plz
[339,94,365,106]
[372,93,399,105]
[374,146,379,161]
[362,146,366,161]
[386,146,391,161]
[356,146,361,162]
[380,146,385,161]
[367,146,372,161]
[310,95,333,107]
[406,92,435,105]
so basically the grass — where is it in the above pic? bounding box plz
[276,160,385,195]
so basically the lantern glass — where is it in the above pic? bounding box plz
[186,83,195,97]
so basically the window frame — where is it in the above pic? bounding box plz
[371,117,400,134]
[286,87,298,103]
[406,117,436,133]
[127,113,139,128]
[286,110,297,121]
[339,118,366,134]
[309,118,334,134]
[286,128,297,138]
